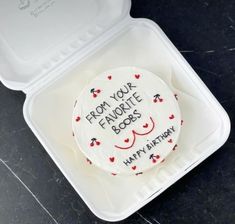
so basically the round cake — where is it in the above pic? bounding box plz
[72,67,181,175]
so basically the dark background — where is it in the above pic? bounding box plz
[0,0,234,223]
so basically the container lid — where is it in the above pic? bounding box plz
[0,0,131,91]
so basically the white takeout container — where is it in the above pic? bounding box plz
[0,0,230,221]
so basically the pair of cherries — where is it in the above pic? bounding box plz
[149,154,160,163]
[90,138,101,147]
[153,94,163,103]
[90,88,101,98]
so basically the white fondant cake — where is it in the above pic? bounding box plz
[72,67,181,175]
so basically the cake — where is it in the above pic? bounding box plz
[72,67,181,175]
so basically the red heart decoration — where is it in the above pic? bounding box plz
[132,166,137,170]
[169,114,175,119]
[75,116,80,122]
[168,139,173,143]
[109,157,115,162]
[134,74,140,79]
[124,138,129,143]
[143,123,148,128]
[108,75,112,80]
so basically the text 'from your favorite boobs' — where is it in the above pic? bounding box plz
[85,82,144,134]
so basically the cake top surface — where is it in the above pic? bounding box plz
[72,67,181,175]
